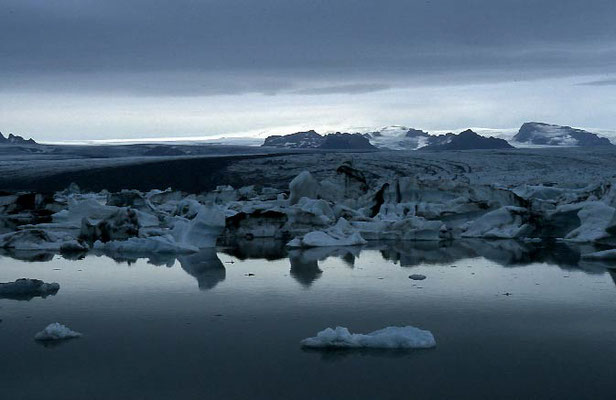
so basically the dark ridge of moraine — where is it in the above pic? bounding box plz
[0,154,293,193]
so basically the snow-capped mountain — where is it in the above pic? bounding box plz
[364,126,432,150]
[364,126,513,150]
[512,122,613,147]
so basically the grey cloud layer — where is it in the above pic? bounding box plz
[1,0,615,95]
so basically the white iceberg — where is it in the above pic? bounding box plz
[562,202,616,243]
[94,235,198,254]
[287,218,367,248]
[289,171,320,204]
[171,204,226,248]
[34,323,82,341]
[52,197,119,228]
[462,206,532,239]
[301,326,436,349]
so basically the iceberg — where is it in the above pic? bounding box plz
[301,326,436,349]
[34,323,82,341]
[562,202,616,243]
[462,206,532,239]
[287,218,367,248]
[289,171,320,204]
[94,235,198,254]
[171,204,226,248]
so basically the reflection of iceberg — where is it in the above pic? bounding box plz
[288,246,362,287]
[220,238,287,261]
[178,248,225,290]
[466,239,535,266]
[375,239,613,274]
[289,254,322,287]
[143,253,176,267]
[0,249,54,262]
[377,241,475,267]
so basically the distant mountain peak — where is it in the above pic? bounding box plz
[262,130,375,150]
[0,132,37,145]
[513,122,612,147]
[420,129,513,151]
[262,130,324,148]
[367,126,431,149]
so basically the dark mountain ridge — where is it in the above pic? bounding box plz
[0,132,37,145]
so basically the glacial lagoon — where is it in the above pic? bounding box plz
[1,240,616,399]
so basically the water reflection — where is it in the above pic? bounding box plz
[288,252,322,287]
[221,238,287,261]
[178,249,226,290]
[302,347,432,362]
[374,240,614,273]
[0,249,55,262]
[2,240,615,290]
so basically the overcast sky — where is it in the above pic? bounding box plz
[1,0,615,141]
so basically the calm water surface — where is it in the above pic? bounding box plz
[1,241,615,400]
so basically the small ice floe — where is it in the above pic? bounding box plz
[0,278,60,300]
[301,326,436,349]
[34,323,82,341]
[409,274,426,280]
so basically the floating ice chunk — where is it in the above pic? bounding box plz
[107,189,147,208]
[391,217,444,241]
[171,204,226,248]
[289,171,320,204]
[0,229,81,251]
[288,218,367,248]
[52,197,119,227]
[462,206,532,239]
[173,198,204,219]
[301,326,436,349]
[581,249,616,261]
[0,278,60,300]
[297,198,335,223]
[80,208,140,243]
[225,209,288,238]
[562,202,616,242]
[94,235,198,254]
[34,323,82,341]
[352,216,443,241]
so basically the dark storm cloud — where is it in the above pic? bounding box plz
[1,0,615,95]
